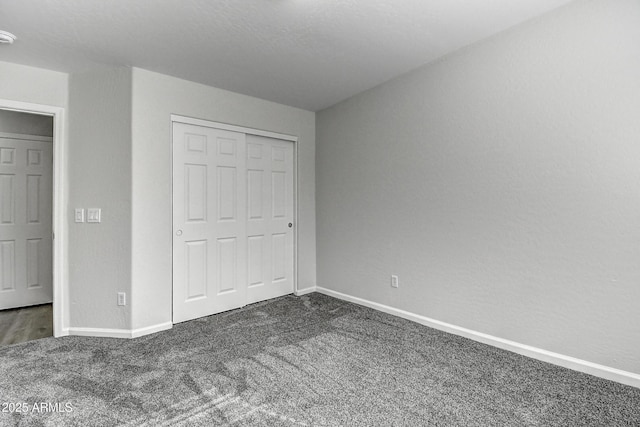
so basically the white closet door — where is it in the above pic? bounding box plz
[245,135,294,304]
[173,123,247,323]
[0,136,53,310]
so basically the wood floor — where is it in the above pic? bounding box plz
[0,304,53,346]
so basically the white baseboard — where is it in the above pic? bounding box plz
[54,328,70,338]
[131,322,172,338]
[316,287,640,389]
[294,286,317,296]
[68,322,173,339]
[68,327,133,339]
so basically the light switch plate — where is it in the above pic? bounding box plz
[74,208,85,223]
[87,208,101,223]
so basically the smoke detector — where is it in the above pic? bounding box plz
[0,31,17,44]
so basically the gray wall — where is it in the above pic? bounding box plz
[316,0,640,374]
[0,61,68,108]
[130,68,316,330]
[0,110,53,137]
[1,60,316,334]
[68,67,132,330]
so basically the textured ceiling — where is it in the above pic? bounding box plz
[0,0,574,111]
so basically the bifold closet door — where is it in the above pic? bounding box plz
[173,123,294,324]
[173,123,247,323]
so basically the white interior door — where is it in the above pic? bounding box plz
[173,122,295,324]
[173,123,247,323]
[246,135,294,304]
[0,135,53,310]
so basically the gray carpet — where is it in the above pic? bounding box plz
[0,293,639,426]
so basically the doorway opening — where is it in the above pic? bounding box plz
[0,110,53,345]
[0,100,66,341]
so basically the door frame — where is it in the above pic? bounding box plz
[0,99,67,337]
[170,114,300,321]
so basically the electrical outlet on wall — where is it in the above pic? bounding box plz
[117,292,126,306]
[391,275,399,288]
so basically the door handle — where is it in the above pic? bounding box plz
[288,223,293,228]
[176,229,183,236]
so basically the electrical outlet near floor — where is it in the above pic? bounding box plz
[117,292,126,306]
[391,275,399,288]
